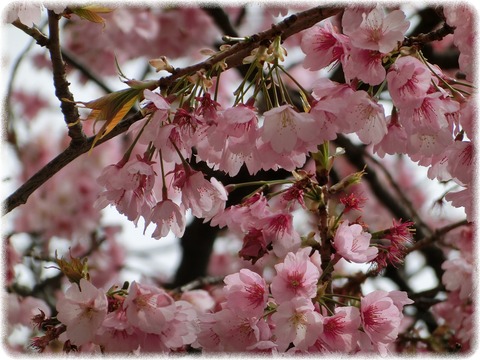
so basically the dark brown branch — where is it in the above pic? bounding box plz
[4,111,144,214]
[158,6,342,89]
[47,10,86,144]
[403,21,455,47]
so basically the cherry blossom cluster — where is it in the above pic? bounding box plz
[4,3,475,356]
[27,247,413,354]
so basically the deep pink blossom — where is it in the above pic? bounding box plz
[360,290,413,353]
[262,212,301,258]
[386,56,432,109]
[319,306,362,352]
[224,269,268,318]
[301,21,349,70]
[270,248,320,302]
[342,47,386,85]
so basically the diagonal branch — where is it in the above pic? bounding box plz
[4,111,144,214]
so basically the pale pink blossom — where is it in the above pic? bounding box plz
[7,294,51,327]
[56,278,108,346]
[271,297,323,352]
[333,221,378,263]
[319,306,362,352]
[373,115,408,157]
[149,199,186,239]
[386,56,432,109]
[444,5,475,81]
[211,193,272,234]
[173,167,227,221]
[432,290,473,350]
[260,105,319,154]
[5,2,43,27]
[344,7,409,53]
[445,187,473,222]
[343,91,387,145]
[95,155,157,225]
[223,269,269,318]
[158,300,198,349]
[270,248,320,302]
[301,21,349,70]
[95,309,143,352]
[256,138,308,172]
[406,127,454,158]
[442,258,473,301]
[309,78,356,139]
[210,309,272,351]
[181,290,216,313]
[360,290,413,352]
[123,281,176,335]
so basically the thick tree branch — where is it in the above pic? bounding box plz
[158,6,342,90]
[47,10,86,144]
[4,111,144,214]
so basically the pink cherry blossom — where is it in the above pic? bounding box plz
[223,269,269,318]
[95,155,157,224]
[56,278,108,346]
[271,296,323,352]
[319,306,362,352]
[386,56,432,110]
[373,115,408,157]
[399,92,459,135]
[333,221,378,263]
[261,104,319,154]
[181,290,216,313]
[149,199,186,239]
[301,21,349,70]
[123,281,176,335]
[445,187,473,222]
[444,141,473,186]
[342,46,386,86]
[262,212,301,258]
[173,167,227,221]
[95,308,143,352]
[343,90,387,145]
[442,258,473,301]
[344,7,410,53]
[360,290,413,352]
[210,308,272,351]
[270,247,320,302]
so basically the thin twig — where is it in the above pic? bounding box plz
[408,219,470,253]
